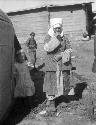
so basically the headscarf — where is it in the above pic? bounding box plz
[48,18,64,37]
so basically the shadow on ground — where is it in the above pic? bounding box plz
[54,82,87,107]
[30,63,46,103]
[2,65,46,125]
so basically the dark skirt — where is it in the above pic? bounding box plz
[43,70,70,96]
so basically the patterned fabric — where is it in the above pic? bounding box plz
[14,62,35,97]
[62,49,72,63]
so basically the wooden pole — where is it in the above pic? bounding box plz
[46,6,50,26]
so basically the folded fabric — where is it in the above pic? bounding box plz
[62,48,72,63]
[44,36,60,52]
[54,53,62,62]
[53,48,72,62]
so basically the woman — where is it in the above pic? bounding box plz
[43,18,72,109]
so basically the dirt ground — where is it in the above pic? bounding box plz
[3,37,96,125]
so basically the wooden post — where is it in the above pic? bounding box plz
[46,6,50,26]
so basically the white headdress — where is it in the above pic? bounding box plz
[48,18,64,37]
[50,18,63,28]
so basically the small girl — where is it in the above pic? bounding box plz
[14,49,35,107]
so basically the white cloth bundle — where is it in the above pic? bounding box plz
[44,36,60,52]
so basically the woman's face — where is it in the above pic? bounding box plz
[53,27,62,35]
